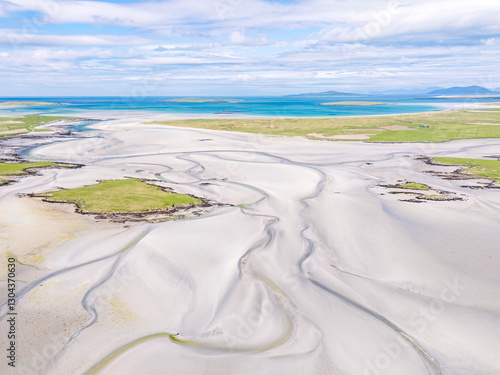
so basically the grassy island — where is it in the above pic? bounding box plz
[319,101,390,106]
[0,101,61,107]
[432,157,500,183]
[435,95,500,99]
[40,178,200,213]
[164,98,243,103]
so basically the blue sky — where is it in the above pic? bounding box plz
[1,0,500,96]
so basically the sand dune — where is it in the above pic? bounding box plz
[1,115,499,375]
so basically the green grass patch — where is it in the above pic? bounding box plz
[0,115,76,137]
[42,178,200,213]
[401,182,431,190]
[146,110,500,142]
[0,162,62,176]
[432,157,500,182]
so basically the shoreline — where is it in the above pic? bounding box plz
[46,101,497,122]
[0,101,472,122]
[1,99,496,124]
[2,104,500,155]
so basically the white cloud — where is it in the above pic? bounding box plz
[229,31,267,45]
[483,38,497,46]
[1,0,500,95]
[0,30,148,46]
[231,73,256,81]
[1,0,494,38]
[3,0,500,44]
[317,0,500,43]
[230,31,246,44]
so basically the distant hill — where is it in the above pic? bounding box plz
[424,86,446,93]
[371,87,444,95]
[427,86,498,95]
[285,90,364,97]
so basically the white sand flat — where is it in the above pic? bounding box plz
[308,132,374,140]
[1,114,499,375]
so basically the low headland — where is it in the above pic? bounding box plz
[431,157,500,184]
[146,108,500,143]
[0,115,78,138]
[0,161,81,185]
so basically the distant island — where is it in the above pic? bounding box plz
[427,86,500,96]
[164,98,243,103]
[0,101,61,107]
[320,101,390,106]
[285,90,364,98]
[370,86,444,95]
[436,95,500,98]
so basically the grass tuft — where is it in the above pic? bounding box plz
[401,182,431,190]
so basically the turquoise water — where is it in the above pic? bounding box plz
[0,95,473,117]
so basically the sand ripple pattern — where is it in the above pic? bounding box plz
[1,118,500,375]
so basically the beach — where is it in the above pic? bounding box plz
[1,112,500,375]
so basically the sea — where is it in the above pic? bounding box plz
[0,95,496,118]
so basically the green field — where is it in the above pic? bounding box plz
[432,157,500,182]
[0,115,75,137]
[41,178,200,213]
[0,162,64,176]
[146,109,500,142]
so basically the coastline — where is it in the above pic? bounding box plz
[40,99,498,122]
[3,104,500,158]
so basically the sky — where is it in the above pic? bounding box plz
[1,0,500,96]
